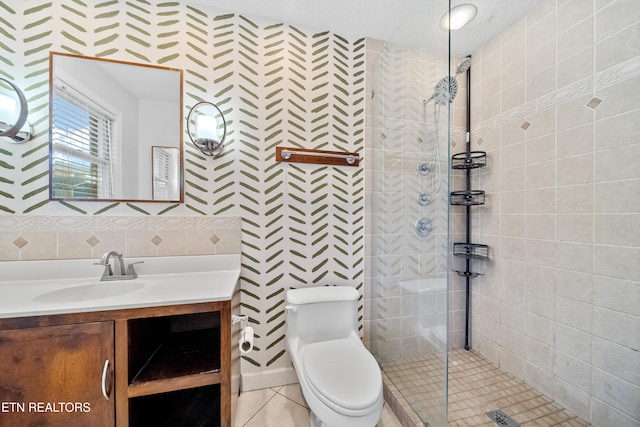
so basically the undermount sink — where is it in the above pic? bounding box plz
[34,281,145,303]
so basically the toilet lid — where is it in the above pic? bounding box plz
[302,338,381,412]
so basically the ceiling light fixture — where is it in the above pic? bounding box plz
[440,4,477,31]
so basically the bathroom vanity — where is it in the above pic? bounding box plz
[0,255,241,427]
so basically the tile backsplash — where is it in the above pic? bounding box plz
[0,215,241,261]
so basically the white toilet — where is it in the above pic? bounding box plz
[285,286,383,427]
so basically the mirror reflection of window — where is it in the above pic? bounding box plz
[152,146,180,201]
[51,78,120,199]
[49,52,183,202]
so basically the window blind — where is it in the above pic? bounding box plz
[153,147,180,200]
[51,78,118,199]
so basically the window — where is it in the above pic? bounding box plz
[152,146,180,200]
[51,78,119,199]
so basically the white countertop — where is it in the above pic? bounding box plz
[0,254,241,319]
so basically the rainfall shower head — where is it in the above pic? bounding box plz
[424,56,471,106]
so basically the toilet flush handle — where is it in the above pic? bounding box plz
[285,305,297,314]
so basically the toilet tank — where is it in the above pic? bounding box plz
[286,286,359,345]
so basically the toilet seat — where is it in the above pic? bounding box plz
[301,338,381,415]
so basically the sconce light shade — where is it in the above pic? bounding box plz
[186,101,227,157]
[0,77,31,143]
[0,93,17,121]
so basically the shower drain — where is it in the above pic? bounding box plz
[486,409,520,427]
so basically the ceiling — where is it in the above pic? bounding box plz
[193,0,544,55]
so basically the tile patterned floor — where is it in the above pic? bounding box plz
[383,348,592,427]
[234,349,591,426]
[382,351,448,426]
[234,383,403,427]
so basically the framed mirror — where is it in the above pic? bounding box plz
[49,52,183,202]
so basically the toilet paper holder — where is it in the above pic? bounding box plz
[232,314,254,354]
[232,314,248,327]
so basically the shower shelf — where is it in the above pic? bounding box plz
[453,243,489,259]
[451,151,487,169]
[450,190,485,206]
[449,59,488,351]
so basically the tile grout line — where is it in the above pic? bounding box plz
[274,387,309,410]
[240,390,281,427]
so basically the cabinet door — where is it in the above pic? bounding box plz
[0,321,115,427]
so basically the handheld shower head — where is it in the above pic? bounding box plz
[432,76,458,106]
[423,56,471,106]
[455,56,472,76]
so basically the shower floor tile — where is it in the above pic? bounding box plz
[382,348,591,427]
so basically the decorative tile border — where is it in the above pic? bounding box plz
[38,216,98,230]
[472,55,640,135]
[0,215,241,261]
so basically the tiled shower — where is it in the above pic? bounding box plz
[366,0,639,426]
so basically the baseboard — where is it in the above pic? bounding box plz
[241,366,299,391]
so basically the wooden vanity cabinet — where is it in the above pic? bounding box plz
[0,321,115,427]
[122,307,229,427]
[0,290,240,427]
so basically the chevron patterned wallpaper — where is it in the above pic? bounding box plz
[1,1,365,377]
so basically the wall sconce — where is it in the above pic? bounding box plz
[0,77,31,143]
[186,101,227,157]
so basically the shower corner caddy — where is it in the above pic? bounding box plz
[450,150,489,278]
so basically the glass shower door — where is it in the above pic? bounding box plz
[365,2,451,425]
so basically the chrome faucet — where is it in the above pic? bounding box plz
[95,251,143,281]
